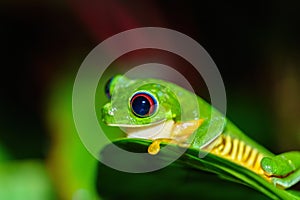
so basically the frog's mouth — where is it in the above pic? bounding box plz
[109,120,175,140]
[106,119,166,128]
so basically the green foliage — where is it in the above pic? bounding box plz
[0,161,56,200]
[97,139,300,200]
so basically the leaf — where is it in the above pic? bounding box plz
[96,138,300,200]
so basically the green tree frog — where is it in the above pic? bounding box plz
[101,75,300,189]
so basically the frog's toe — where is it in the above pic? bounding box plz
[148,141,161,155]
[147,139,174,155]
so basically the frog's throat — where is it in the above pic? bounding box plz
[120,119,203,141]
[122,120,175,140]
[106,119,166,128]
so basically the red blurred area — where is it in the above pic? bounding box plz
[68,0,167,41]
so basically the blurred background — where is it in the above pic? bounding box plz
[1,0,300,199]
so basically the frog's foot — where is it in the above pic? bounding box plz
[148,139,182,155]
[261,151,300,188]
[261,152,300,177]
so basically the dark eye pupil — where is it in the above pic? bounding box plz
[130,93,157,117]
[132,96,151,116]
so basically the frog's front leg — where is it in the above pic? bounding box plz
[148,119,204,155]
[261,151,300,188]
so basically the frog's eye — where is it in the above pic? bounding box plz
[105,77,114,99]
[130,92,158,118]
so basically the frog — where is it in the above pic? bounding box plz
[101,75,300,189]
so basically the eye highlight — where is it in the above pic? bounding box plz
[130,92,158,118]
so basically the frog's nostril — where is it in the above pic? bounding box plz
[108,110,114,116]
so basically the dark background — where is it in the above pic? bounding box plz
[1,0,300,197]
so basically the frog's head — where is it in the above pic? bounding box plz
[101,75,181,128]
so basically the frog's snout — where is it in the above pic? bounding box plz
[101,103,116,124]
